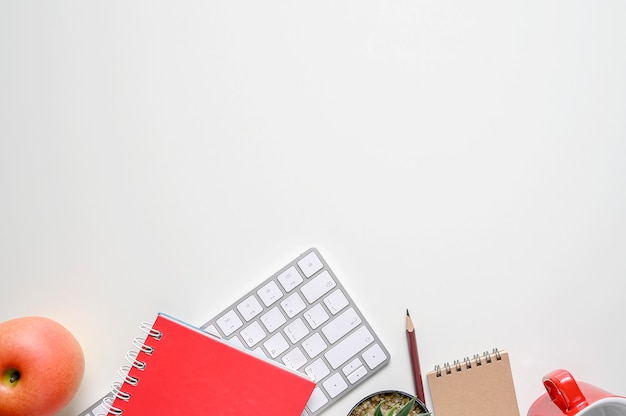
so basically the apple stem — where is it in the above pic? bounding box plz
[10,371,20,384]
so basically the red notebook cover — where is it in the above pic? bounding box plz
[107,313,316,415]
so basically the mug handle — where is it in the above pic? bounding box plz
[542,369,589,415]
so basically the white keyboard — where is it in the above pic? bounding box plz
[80,248,390,415]
[200,248,390,414]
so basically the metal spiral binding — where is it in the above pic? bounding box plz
[101,321,163,415]
[434,362,452,377]
[473,353,482,366]
[434,348,501,377]
[483,348,501,364]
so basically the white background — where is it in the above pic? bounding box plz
[1,1,625,415]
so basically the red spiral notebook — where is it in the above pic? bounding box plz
[104,313,315,415]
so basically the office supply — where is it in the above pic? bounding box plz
[426,348,520,416]
[201,248,390,414]
[81,248,390,415]
[405,309,425,405]
[100,313,315,415]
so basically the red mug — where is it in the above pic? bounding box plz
[528,369,626,416]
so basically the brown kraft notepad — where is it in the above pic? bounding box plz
[426,349,520,416]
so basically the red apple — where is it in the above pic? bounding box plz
[0,316,85,416]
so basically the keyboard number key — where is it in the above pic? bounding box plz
[216,310,243,337]
[260,307,287,332]
[240,321,266,347]
[298,251,324,277]
[237,295,263,321]
[280,292,306,318]
[257,281,283,306]
[277,266,303,292]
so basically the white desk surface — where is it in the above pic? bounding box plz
[2,2,625,415]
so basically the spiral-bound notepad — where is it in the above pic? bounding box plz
[102,313,315,415]
[426,349,520,416]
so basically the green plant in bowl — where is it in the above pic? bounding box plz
[373,397,427,416]
[348,390,430,416]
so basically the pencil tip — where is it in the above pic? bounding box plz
[406,308,410,316]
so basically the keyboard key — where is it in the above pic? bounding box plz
[216,310,243,336]
[342,358,364,376]
[237,295,263,321]
[362,343,388,369]
[260,307,286,332]
[282,347,308,370]
[204,324,220,337]
[322,307,361,344]
[298,251,324,277]
[257,281,283,306]
[304,358,331,382]
[301,271,336,303]
[306,387,329,412]
[227,335,245,349]
[277,266,303,292]
[324,289,349,314]
[325,325,374,369]
[264,333,289,358]
[322,373,348,398]
[253,346,268,358]
[91,403,109,416]
[284,318,310,343]
[302,333,328,358]
[347,365,368,384]
[322,308,361,344]
[280,292,306,318]
[240,321,266,347]
[303,303,329,329]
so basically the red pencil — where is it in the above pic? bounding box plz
[406,309,425,404]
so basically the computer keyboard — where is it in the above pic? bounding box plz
[80,248,390,415]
